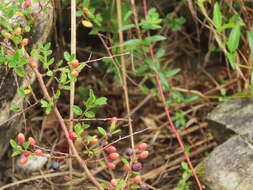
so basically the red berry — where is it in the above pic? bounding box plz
[108,152,119,160]
[123,163,131,172]
[69,130,77,141]
[132,162,142,171]
[34,149,43,156]
[17,133,25,143]
[71,70,79,77]
[28,57,38,68]
[138,143,148,151]
[111,179,117,187]
[139,151,149,159]
[88,138,98,145]
[133,175,142,184]
[20,38,29,46]
[106,145,117,153]
[6,49,15,55]
[23,151,31,157]
[19,155,28,164]
[28,137,36,145]
[71,59,80,68]
[23,0,32,8]
[111,117,118,123]
[106,162,116,169]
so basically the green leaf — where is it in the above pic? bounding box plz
[23,141,30,150]
[46,70,53,76]
[17,88,25,97]
[64,51,71,62]
[213,2,222,30]
[97,127,107,136]
[119,24,135,32]
[10,139,17,149]
[84,111,95,118]
[144,35,166,45]
[95,97,107,106]
[227,23,241,52]
[15,66,25,77]
[226,52,236,69]
[11,150,22,157]
[123,39,142,49]
[181,161,189,170]
[40,99,49,108]
[10,105,21,112]
[82,123,90,129]
[72,105,83,116]
[165,68,181,78]
[112,129,121,135]
[247,31,253,60]
[74,123,84,136]
[85,89,96,108]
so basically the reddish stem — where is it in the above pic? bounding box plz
[142,0,203,189]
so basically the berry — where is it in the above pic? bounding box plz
[23,151,31,157]
[138,143,148,151]
[71,59,80,68]
[19,155,28,164]
[88,136,98,145]
[28,137,36,145]
[34,149,43,156]
[132,162,142,172]
[28,57,38,68]
[123,163,131,172]
[111,117,118,123]
[71,70,79,77]
[110,179,117,187]
[99,140,108,147]
[69,130,77,141]
[17,133,25,143]
[23,0,32,8]
[6,49,15,55]
[20,38,29,46]
[134,175,142,184]
[139,151,149,159]
[14,27,22,35]
[138,184,148,190]
[108,152,119,160]
[106,145,117,153]
[51,161,60,171]
[106,162,116,169]
[125,148,134,157]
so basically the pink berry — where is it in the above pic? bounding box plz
[133,175,142,184]
[19,155,28,164]
[123,163,131,172]
[6,49,15,55]
[106,162,116,169]
[14,27,22,35]
[132,162,142,171]
[108,152,119,160]
[23,151,31,157]
[111,117,118,123]
[23,0,32,8]
[71,59,80,68]
[28,57,38,68]
[17,133,25,143]
[28,137,36,145]
[69,130,77,141]
[138,143,148,151]
[71,70,79,77]
[106,145,117,153]
[139,151,149,159]
[20,38,29,46]
[34,149,43,156]
[111,179,117,187]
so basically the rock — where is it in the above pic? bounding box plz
[0,0,53,157]
[203,98,253,190]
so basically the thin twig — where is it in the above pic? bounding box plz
[142,0,203,189]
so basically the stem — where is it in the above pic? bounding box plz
[116,0,135,155]
[70,0,77,184]
[142,1,203,189]
[33,68,104,190]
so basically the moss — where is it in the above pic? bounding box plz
[196,161,206,179]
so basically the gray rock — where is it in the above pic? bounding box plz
[203,98,253,190]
